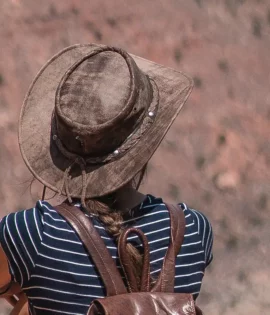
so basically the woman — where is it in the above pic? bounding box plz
[0,44,213,315]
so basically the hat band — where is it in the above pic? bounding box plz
[52,78,159,165]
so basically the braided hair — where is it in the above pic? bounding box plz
[84,166,147,287]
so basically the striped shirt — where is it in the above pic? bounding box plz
[0,194,213,315]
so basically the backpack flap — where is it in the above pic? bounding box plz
[88,292,197,315]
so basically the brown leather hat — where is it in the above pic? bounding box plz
[19,44,193,200]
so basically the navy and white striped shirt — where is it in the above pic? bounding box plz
[0,194,213,315]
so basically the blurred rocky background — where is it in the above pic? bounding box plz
[0,0,269,314]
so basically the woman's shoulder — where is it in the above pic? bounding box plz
[179,202,212,233]
[0,201,46,286]
[0,200,61,233]
[140,195,213,240]
[179,202,213,266]
[141,195,213,265]
[0,200,61,250]
[0,200,78,287]
[141,194,212,224]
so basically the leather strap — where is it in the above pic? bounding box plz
[0,281,29,315]
[116,203,185,294]
[56,202,185,295]
[0,281,25,304]
[9,293,28,315]
[151,203,186,293]
[55,203,127,296]
[118,227,150,293]
[0,282,13,296]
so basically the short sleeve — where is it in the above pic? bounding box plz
[179,203,213,268]
[0,207,42,287]
[188,208,213,267]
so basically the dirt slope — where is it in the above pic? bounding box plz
[0,1,269,314]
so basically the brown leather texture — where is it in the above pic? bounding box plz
[55,203,127,296]
[88,292,198,315]
[9,294,28,315]
[151,203,186,293]
[118,227,151,292]
[0,282,28,315]
[54,47,154,159]
[57,203,202,315]
[19,44,193,199]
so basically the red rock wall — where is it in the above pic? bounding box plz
[0,1,269,314]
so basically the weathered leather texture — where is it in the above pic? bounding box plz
[0,282,28,315]
[19,44,193,199]
[57,203,203,315]
[55,203,127,296]
[88,292,199,315]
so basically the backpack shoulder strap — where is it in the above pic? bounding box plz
[55,203,127,296]
[151,203,186,293]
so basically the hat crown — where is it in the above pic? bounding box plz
[54,47,153,157]
[59,51,131,126]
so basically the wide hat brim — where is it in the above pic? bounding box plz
[19,44,193,198]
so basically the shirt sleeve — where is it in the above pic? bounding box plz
[179,203,213,268]
[189,208,213,267]
[0,207,42,287]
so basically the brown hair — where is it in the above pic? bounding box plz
[84,166,147,287]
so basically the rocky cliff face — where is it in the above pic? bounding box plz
[0,1,269,314]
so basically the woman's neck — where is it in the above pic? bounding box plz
[114,184,147,211]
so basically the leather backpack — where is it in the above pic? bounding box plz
[0,203,202,315]
[58,203,203,315]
